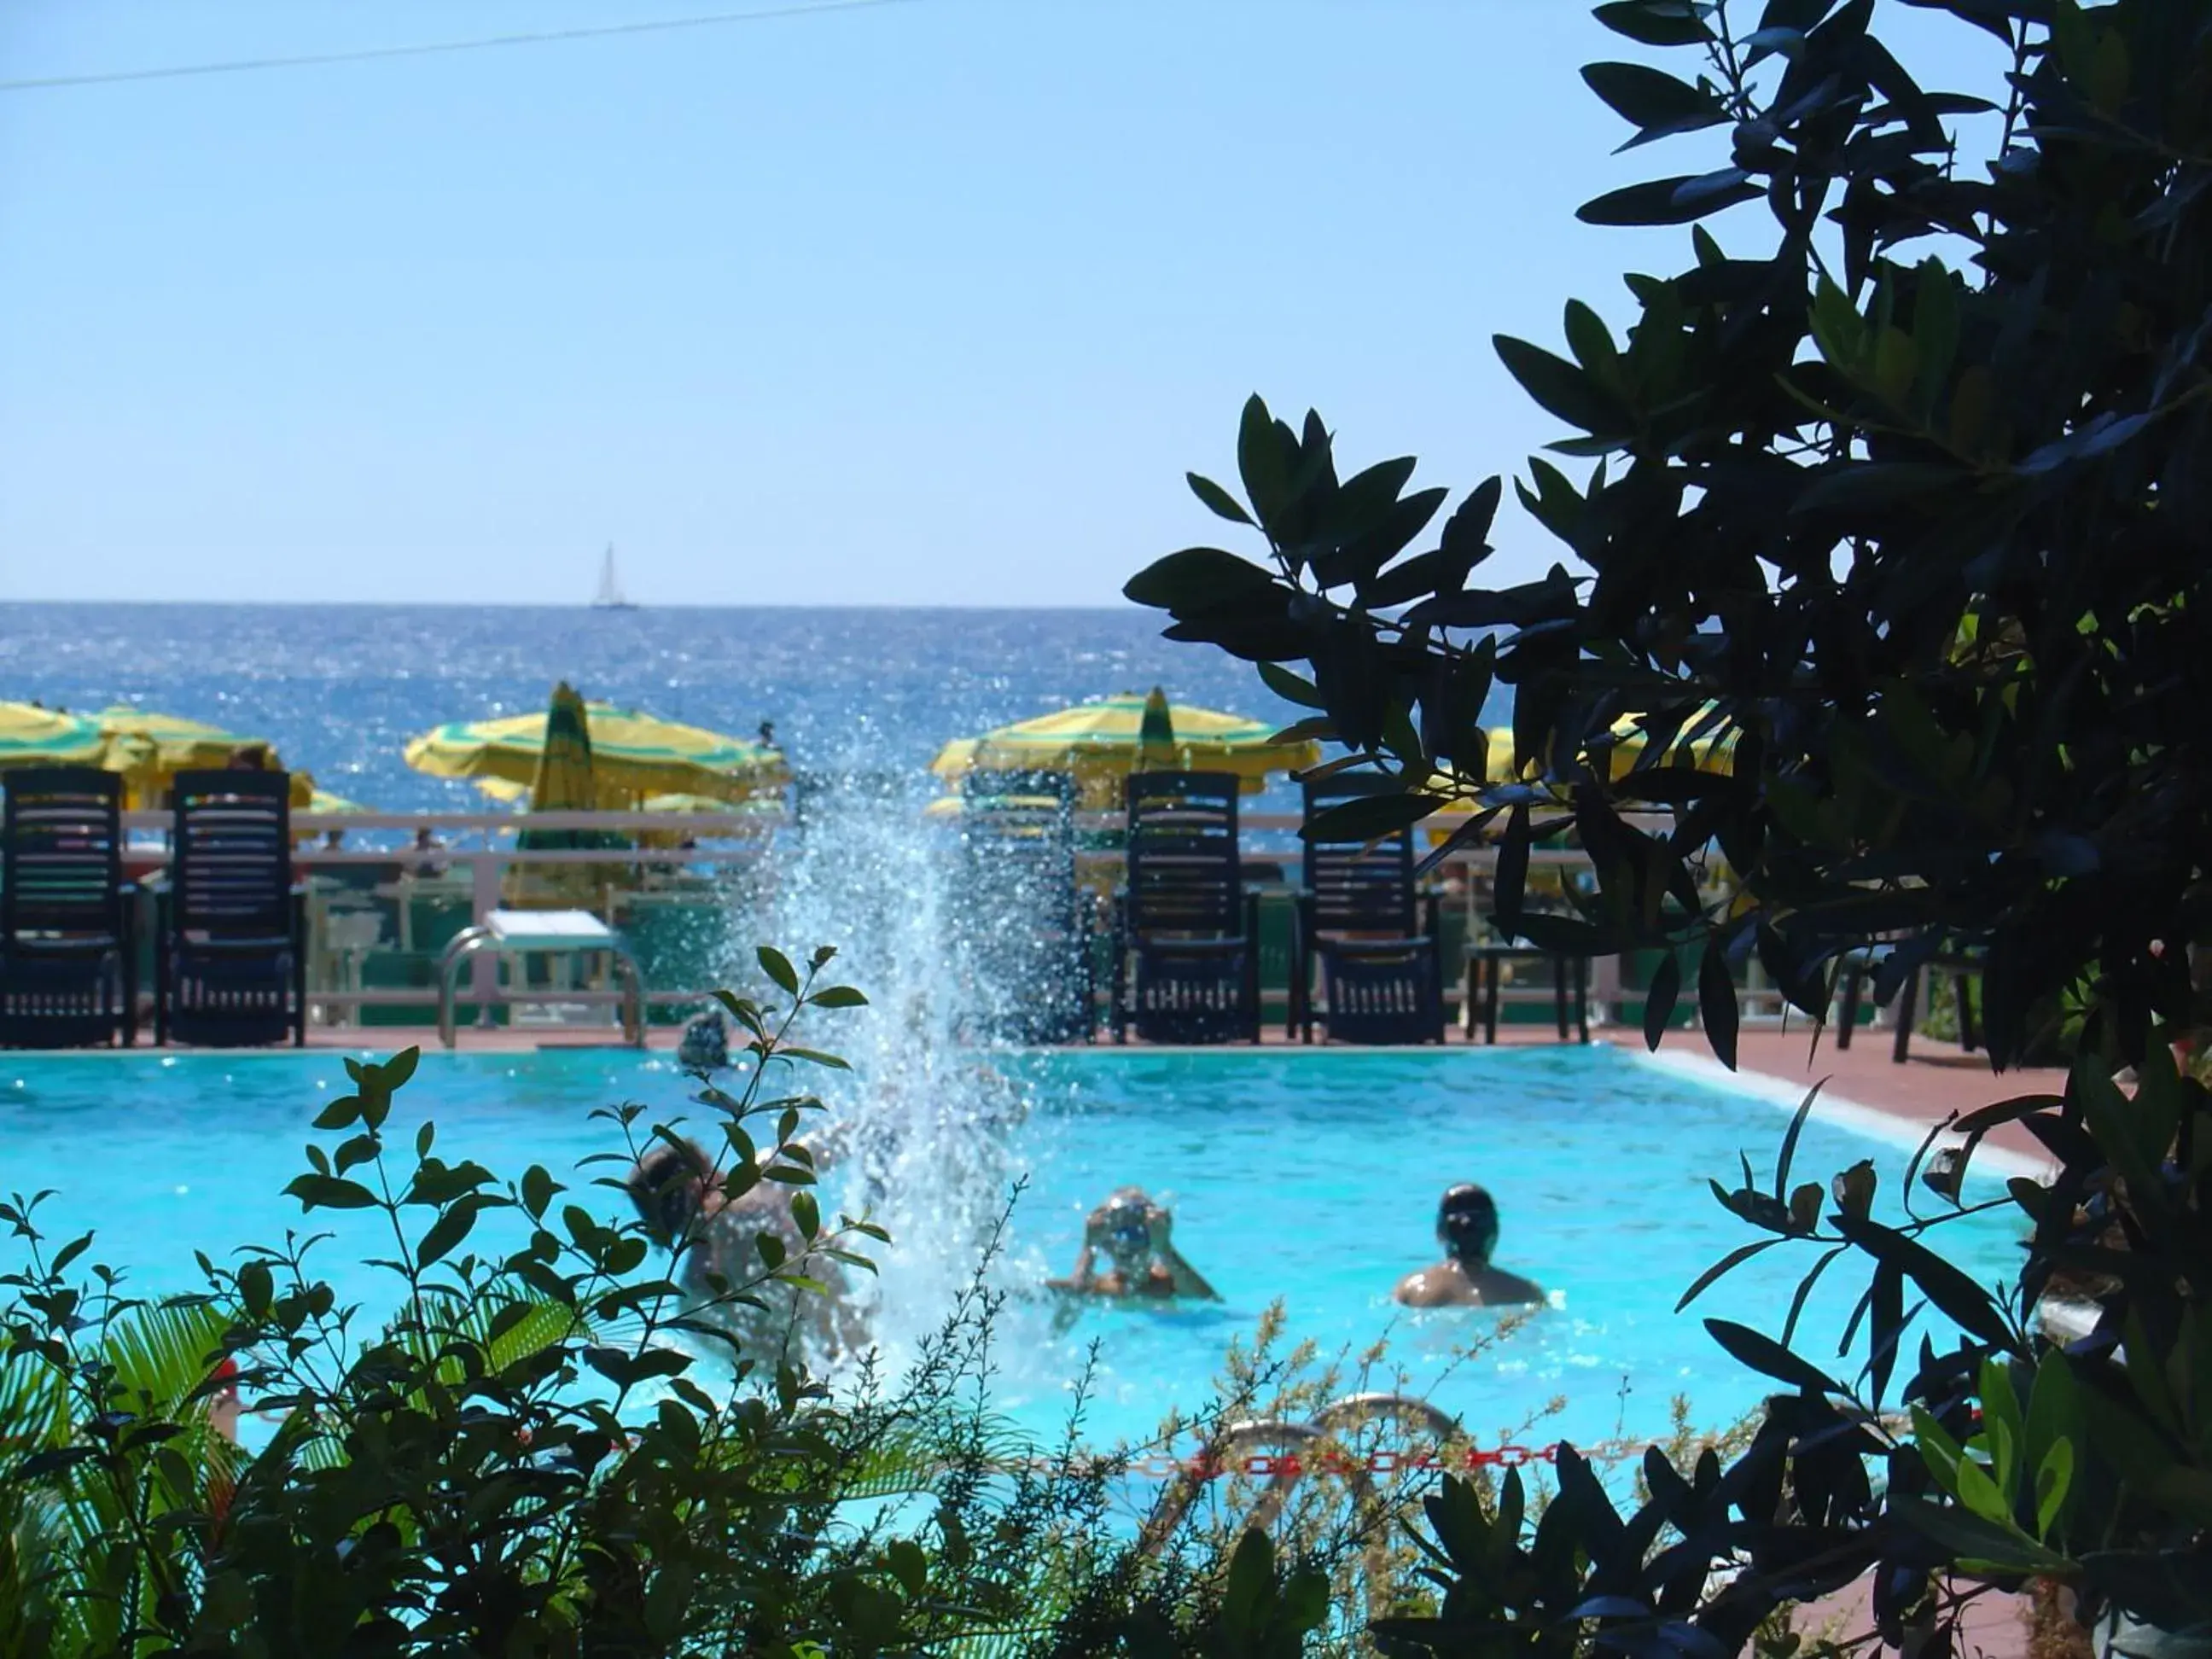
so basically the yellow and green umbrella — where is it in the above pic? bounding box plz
[406,698,787,806]
[0,701,113,771]
[1423,708,1738,845]
[929,687,1318,812]
[91,704,311,808]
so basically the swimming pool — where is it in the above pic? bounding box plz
[0,1045,2024,1458]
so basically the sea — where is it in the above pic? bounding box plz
[0,602,1370,812]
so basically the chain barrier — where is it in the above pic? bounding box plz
[970,1435,1706,1483]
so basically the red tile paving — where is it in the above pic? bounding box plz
[1647,1024,2065,1166]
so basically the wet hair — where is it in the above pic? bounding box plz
[1100,1187,1153,1254]
[1437,1184,1500,1267]
[626,1138,713,1239]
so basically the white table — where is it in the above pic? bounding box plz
[435,908,643,1048]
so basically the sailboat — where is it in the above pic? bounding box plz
[591,544,637,611]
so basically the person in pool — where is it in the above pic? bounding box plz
[1048,1187,1220,1301]
[1393,1184,1545,1307]
[624,1124,865,1361]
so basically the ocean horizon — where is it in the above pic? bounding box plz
[0,601,1356,812]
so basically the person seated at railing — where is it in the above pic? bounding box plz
[1393,1184,1545,1308]
[624,1127,864,1364]
[410,825,448,878]
[1049,1187,1219,1301]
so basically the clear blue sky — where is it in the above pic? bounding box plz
[0,1,2001,607]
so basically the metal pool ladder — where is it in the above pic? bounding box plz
[436,908,643,1048]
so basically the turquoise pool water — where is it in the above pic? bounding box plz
[0,1045,2023,1458]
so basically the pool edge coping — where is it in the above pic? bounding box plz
[1627,1045,2054,1183]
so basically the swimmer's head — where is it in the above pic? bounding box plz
[626,1138,713,1240]
[1437,1184,1500,1268]
[1098,1186,1154,1272]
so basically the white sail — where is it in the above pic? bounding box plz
[591,545,636,609]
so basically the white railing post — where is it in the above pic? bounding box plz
[469,852,501,1027]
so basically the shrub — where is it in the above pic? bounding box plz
[1129,0,2212,1650]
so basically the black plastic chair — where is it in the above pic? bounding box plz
[1290,775,1444,1044]
[955,768,1094,1044]
[1836,943,1981,1062]
[1111,771,1259,1044]
[156,771,306,1048]
[0,768,137,1048]
[1464,945,1590,1044]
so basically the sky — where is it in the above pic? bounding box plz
[0,0,2007,607]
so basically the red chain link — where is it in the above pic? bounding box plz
[1065,1443,1630,1481]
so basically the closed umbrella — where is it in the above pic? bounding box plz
[502,684,624,910]
[928,688,1317,812]
[406,700,785,806]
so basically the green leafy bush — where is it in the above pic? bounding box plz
[1129,0,2212,1650]
[0,947,1356,1655]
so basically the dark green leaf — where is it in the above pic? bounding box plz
[49,1231,92,1277]
[1890,1493,2064,1571]
[1578,173,1761,224]
[1593,0,1714,46]
[1704,1318,1843,1394]
[1493,803,1531,933]
[1440,476,1504,558]
[1792,462,1966,513]
[1580,62,1727,145]
[1493,335,1633,435]
[1644,951,1683,1048]
[756,946,800,996]
[520,1165,557,1218]
[1237,393,1296,533]
[1836,1214,2018,1353]
[1257,660,1324,709]
[282,1174,380,1212]
[1122,547,1279,614]
[1775,1082,1822,1199]
[311,1094,363,1131]
[1675,1237,1784,1312]
[1363,546,1475,610]
[1699,935,1740,1070]
[807,985,868,1009]
[1301,790,1439,844]
[416,1202,479,1269]
[1186,471,1253,526]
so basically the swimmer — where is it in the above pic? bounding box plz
[1049,1187,1219,1301]
[1393,1184,1545,1308]
[624,1127,864,1361]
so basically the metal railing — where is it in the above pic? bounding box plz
[100,806,1814,1035]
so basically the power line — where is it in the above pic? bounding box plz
[0,0,920,95]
